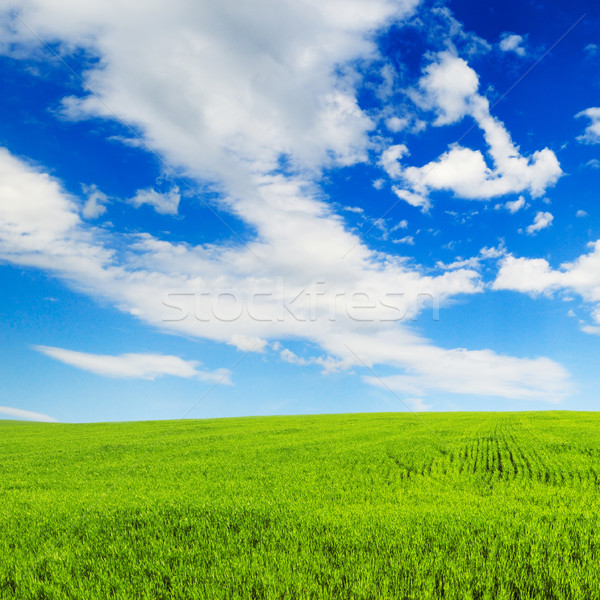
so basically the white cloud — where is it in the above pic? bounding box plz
[229,334,268,353]
[379,144,409,178]
[494,243,600,299]
[3,0,419,179]
[357,332,571,403]
[393,235,414,245]
[479,244,506,259]
[581,324,600,335]
[576,210,588,218]
[390,52,561,203]
[423,6,492,58]
[279,347,344,373]
[0,405,58,422]
[129,187,180,215]
[493,241,600,334]
[499,33,526,56]
[585,43,599,57]
[413,52,479,126]
[280,348,309,365]
[371,216,408,241]
[0,146,480,344]
[404,397,431,411]
[392,186,431,212]
[585,158,600,170]
[436,256,480,270]
[435,244,507,272]
[342,205,364,214]
[0,147,111,279]
[0,146,563,403]
[35,345,231,383]
[0,3,574,405]
[576,108,600,144]
[385,116,409,132]
[494,255,562,296]
[497,195,526,213]
[526,211,553,235]
[82,184,108,219]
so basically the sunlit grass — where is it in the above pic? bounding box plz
[1,412,600,599]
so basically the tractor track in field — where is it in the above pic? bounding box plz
[382,417,600,489]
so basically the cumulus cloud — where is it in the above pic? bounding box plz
[495,195,526,213]
[0,405,58,422]
[0,147,110,279]
[480,244,506,259]
[379,144,409,178]
[392,186,431,212]
[129,187,181,215]
[494,255,560,295]
[35,345,231,383]
[493,241,600,334]
[412,52,479,126]
[390,52,561,204]
[494,243,600,299]
[499,33,526,56]
[576,107,600,144]
[526,211,553,235]
[82,184,109,219]
[385,116,409,132]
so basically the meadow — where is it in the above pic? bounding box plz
[1,411,600,599]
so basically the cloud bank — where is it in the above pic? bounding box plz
[0,1,574,404]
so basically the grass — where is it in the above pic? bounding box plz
[1,411,600,599]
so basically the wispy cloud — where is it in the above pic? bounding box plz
[35,346,232,384]
[129,187,180,216]
[499,33,527,57]
[495,196,527,213]
[526,211,553,235]
[82,184,109,219]
[0,406,58,422]
[576,107,600,144]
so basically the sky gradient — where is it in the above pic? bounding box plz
[1,0,600,422]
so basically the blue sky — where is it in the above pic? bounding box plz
[1,0,600,423]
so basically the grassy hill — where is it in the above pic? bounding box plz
[1,412,600,599]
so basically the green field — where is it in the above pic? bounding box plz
[2,412,600,599]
